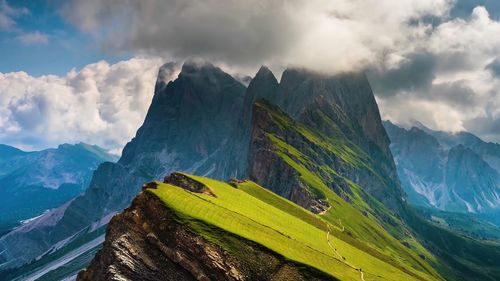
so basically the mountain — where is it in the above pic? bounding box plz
[246,98,500,280]
[0,143,116,235]
[0,62,247,279]
[247,68,403,213]
[3,63,500,281]
[384,121,500,218]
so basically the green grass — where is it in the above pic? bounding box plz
[148,174,443,281]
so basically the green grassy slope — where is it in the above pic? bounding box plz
[252,100,500,281]
[148,174,443,281]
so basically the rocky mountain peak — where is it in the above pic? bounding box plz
[119,61,246,178]
[245,66,279,104]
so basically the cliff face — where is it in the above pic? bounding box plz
[77,192,243,281]
[77,175,335,281]
[119,62,246,179]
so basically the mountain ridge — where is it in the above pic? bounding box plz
[384,120,500,217]
[0,142,116,236]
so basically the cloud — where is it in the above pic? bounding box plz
[60,0,453,74]
[16,31,49,45]
[0,0,28,30]
[464,115,500,143]
[0,57,175,153]
[369,52,436,96]
[372,6,500,143]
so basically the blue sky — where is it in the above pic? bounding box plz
[0,0,130,76]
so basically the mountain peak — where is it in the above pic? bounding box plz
[255,65,275,78]
[180,60,219,76]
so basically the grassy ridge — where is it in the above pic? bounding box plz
[148,174,442,281]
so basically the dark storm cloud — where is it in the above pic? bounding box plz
[368,53,436,96]
[61,0,300,68]
[60,0,454,73]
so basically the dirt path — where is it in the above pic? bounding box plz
[326,224,343,259]
[325,221,367,281]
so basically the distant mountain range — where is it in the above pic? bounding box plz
[0,143,117,235]
[384,121,500,223]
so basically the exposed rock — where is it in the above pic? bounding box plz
[164,172,216,197]
[248,102,328,213]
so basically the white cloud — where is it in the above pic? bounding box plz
[16,31,49,45]
[0,57,174,153]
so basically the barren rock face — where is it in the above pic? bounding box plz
[77,190,335,281]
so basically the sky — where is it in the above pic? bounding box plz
[0,0,499,153]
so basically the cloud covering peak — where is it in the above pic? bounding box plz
[61,0,453,73]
